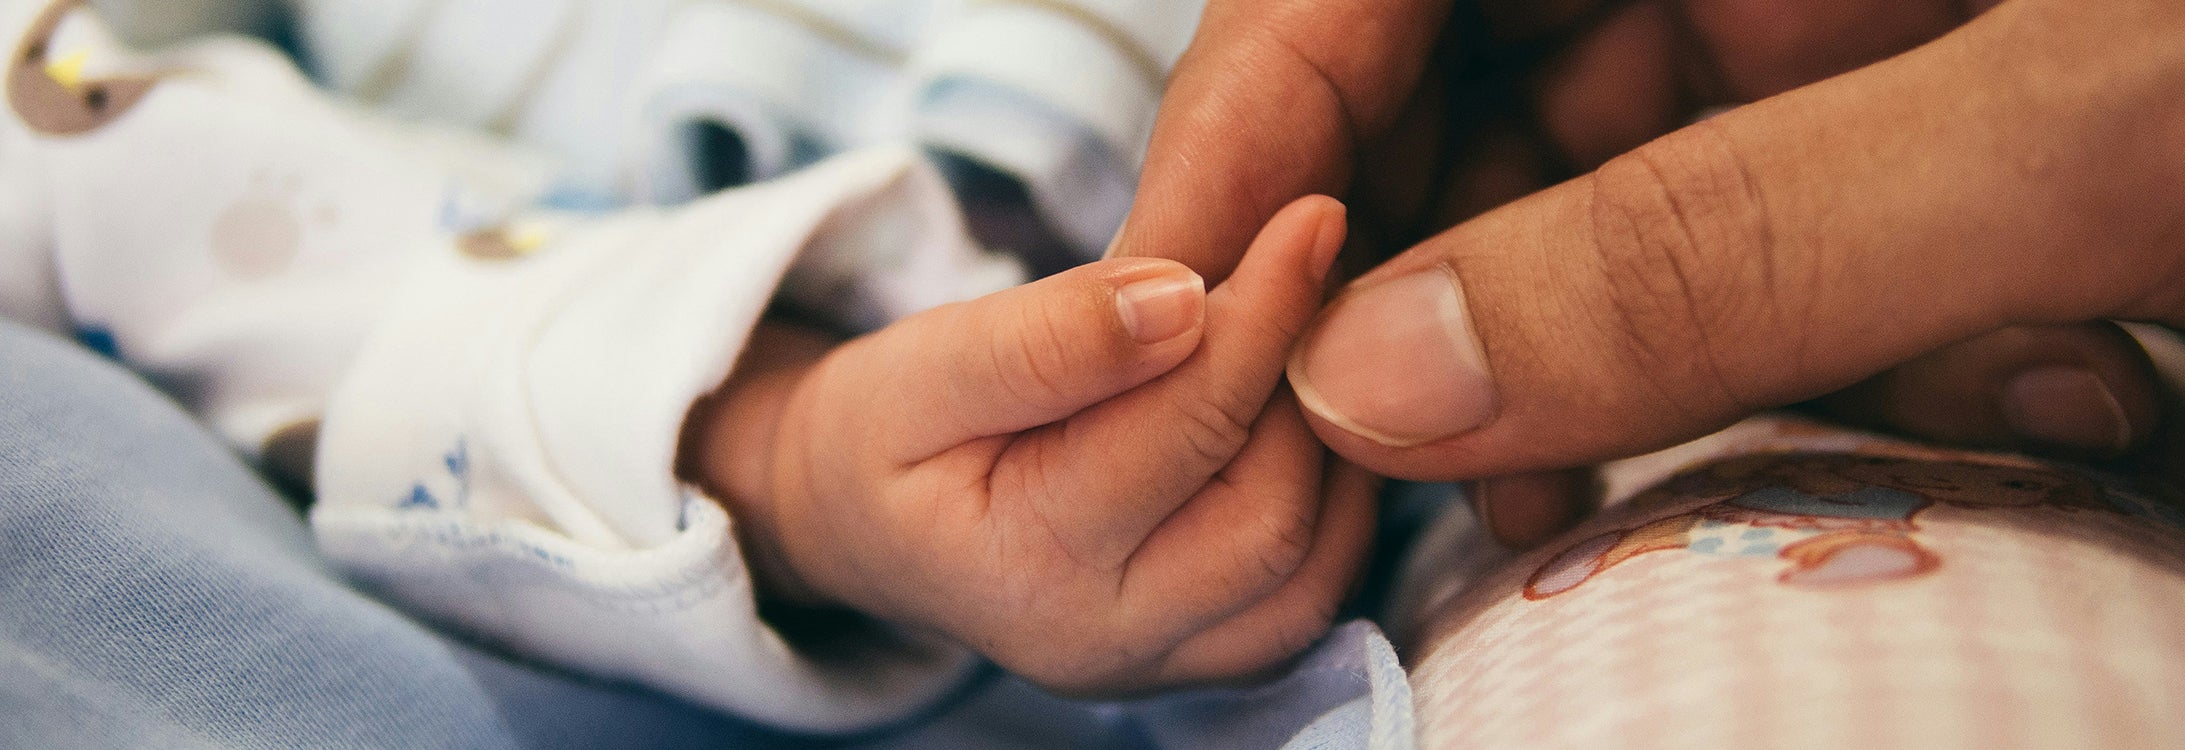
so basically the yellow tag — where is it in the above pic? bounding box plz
[44,50,87,92]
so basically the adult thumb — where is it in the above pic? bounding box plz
[1286,0,2185,480]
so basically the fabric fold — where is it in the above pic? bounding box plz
[314,149,999,731]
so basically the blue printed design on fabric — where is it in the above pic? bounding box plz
[401,485,438,509]
[444,439,469,478]
[437,187,505,234]
[73,326,119,360]
[1685,522,1792,559]
[536,182,625,214]
[399,438,472,511]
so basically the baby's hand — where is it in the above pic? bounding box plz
[684,198,1374,694]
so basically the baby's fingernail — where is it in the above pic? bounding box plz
[2002,366,2133,452]
[1309,199,1348,280]
[1288,263,1496,447]
[1116,270,1205,344]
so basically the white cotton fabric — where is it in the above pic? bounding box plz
[0,1,1006,732]
[289,0,1205,257]
[315,152,992,730]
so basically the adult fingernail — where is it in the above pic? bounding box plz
[2001,366,2133,452]
[1289,264,1495,447]
[1308,198,1348,280]
[1116,270,1205,344]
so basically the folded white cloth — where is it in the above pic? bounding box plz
[315,150,994,731]
[0,1,1017,731]
[290,0,1204,259]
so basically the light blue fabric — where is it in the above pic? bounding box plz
[1122,620,1410,750]
[0,318,1412,748]
[0,319,787,749]
[1283,622,1415,750]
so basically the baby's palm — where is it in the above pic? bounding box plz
[771,199,1374,693]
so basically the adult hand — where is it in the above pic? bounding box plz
[1114,0,2185,546]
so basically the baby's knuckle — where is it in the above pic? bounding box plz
[1176,398,1256,466]
[992,306,1080,409]
[1242,501,1315,580]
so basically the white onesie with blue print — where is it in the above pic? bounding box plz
[0,0,1040,733]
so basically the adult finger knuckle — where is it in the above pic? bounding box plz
[1584,121,1788,415]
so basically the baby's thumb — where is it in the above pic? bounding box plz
[861,257,1207,461]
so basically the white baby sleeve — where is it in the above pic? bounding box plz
[287,0,1201,262]
[908,0,1206,255]
[623,0,938,204]
[310,147,983,733]
[0,2,981,730]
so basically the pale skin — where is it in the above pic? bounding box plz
[1112,0,2185,548]
[678,197,1380,695]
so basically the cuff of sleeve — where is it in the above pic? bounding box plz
[313,147,982,732]
[314,490,980,733]
[624,1,902,203]
[914,79,1131,260]
[906,0,1205,175]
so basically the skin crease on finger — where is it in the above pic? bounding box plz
[1490,0,2182,499]
[1116,0,1455,282]
[1283,0,2185,488]
[1110,0,2185,576]
[1131,0,2182,516]
[676,197,1374,695]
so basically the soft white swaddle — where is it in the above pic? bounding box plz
[0,1,1022,730]
[289,0,1203,259]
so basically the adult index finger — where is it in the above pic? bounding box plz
[1109,0,1457,283]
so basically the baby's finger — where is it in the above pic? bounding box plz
[857,257,1207,463]
[999,196,1347,567]
[1114,0,1451,283]
[1150,454,1380,686]
[1116,392,1323,640]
